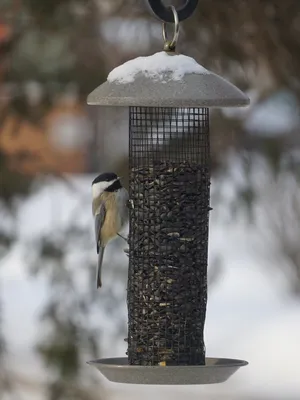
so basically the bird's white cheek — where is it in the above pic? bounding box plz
[92,182,106,198]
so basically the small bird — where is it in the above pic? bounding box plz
[92,172,129,289]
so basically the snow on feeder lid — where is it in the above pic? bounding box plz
[87,2,248,386]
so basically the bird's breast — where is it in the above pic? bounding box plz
[101,194,120,245]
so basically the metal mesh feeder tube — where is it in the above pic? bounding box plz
[87,50,249,384]
[128,106,209,366]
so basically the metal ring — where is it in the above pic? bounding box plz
[147,0,198,23]
[162,6,180,50]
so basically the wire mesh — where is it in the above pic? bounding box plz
[127,106,210,366]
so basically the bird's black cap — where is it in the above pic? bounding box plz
[92,172,118,185]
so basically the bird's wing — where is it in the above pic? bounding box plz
[95,202,106,254]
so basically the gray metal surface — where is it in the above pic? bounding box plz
[87,357,248,385]
[87,71,249,108]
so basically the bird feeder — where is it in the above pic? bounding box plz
[87,1,249,385]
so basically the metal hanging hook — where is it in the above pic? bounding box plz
[147,0,198,23]
[162,6,179,52]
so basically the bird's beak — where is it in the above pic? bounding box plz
[117,176,122,180]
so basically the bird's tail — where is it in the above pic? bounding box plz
[97,247,105,289]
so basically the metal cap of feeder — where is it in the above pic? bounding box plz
[87,51,249,108]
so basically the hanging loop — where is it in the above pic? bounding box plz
[147,0,198,23]
[162,6,179,52]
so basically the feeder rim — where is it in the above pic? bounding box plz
[87,99,250,108]
[87,357,249,368]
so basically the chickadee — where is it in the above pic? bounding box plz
[92,172,129,289]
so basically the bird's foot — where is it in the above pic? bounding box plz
[117,233,128,243]
[127,199,134,209]
[123,248,129,257]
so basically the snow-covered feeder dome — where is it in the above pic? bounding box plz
[87,51,249,108]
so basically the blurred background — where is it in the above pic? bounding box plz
[1,0,300,399]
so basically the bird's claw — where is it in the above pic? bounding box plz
[117,233,129,243]
[127,199,134,209]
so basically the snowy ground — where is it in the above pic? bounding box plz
[1,173,300,400]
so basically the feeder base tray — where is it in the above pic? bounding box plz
[87,357,248,385]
